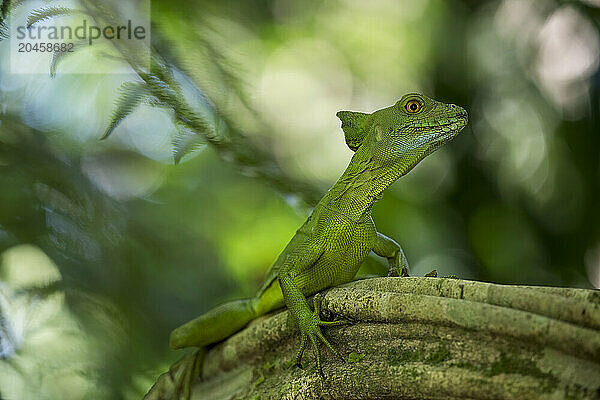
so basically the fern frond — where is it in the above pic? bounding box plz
[27,6,78,29]
[150,56,178,92]
[101,81,151,140]
[0,0,13,39]
[172,125,206,164]
[144,74,178,105]
[0,21,7,39]
[142,74,213,139]
[1,0,16,19]
[49,40,87,78]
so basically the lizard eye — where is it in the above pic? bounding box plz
[405,100,422,113]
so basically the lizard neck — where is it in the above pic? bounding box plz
[323,152,407,222]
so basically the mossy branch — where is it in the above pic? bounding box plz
[183,277,599,400]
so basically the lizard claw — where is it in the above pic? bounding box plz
[293,333,308,368]
[387,248,410,277]
[293,293,348,376]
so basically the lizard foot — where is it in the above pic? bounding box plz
[144,349,205,400]
[386,251,410,277]
[294,294,347,379]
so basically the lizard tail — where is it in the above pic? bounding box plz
[169,299,256,349]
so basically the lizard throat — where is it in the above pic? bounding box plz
[325,166,400,222]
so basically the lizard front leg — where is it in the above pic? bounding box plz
[372,232,409,277]
[279,271,345,377]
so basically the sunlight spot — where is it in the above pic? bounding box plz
[81,150,166,200]
[259,39,353,181]
[0,245,104,399]
[535,6,600,119]
[0,244,61,289]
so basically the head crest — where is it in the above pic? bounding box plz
[336,111,370,151]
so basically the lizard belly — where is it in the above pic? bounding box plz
[295,218,375,294]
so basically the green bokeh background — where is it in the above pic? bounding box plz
[0,0,599,398]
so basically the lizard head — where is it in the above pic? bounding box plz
[337,93,468,174]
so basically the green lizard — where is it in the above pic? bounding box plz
[146,93,467,399]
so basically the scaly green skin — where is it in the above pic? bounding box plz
[152,93,467,398]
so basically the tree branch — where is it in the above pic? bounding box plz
[189,277,600,399]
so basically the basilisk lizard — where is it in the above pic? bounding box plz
[146,93,468,399]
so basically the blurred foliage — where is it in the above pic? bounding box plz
[0,0,600,398]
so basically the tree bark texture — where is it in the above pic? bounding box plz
[186,277,600,399]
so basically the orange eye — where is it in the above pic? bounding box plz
[405,100,422,113]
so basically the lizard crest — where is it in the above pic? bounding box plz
[336,110,369,151]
